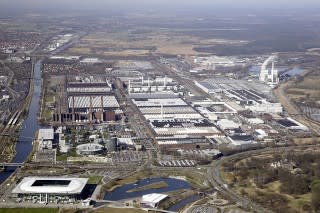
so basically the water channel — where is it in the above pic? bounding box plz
[0,39,77,183]
[0,61,42,183]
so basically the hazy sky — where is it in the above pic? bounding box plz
[2,0,320,7]
[1,0,320,15]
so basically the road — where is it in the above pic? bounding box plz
[273,74,320,134]
[207,144,320,213]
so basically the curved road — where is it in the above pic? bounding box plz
[207,145,320,213]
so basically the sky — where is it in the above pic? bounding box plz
[1,0,320,15]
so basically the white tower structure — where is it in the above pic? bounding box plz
[259,55,279,84]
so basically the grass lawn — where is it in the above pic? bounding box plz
[0,208,58,213]
[87,176,103,184]
[45,95,54,103]
[93,207,145,213]
[127,181,168,193]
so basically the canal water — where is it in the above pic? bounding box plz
[167,194,201,212]
[104,177,191,201]
[0,38,78,184]
[0,61,42,183]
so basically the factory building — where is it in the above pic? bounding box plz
[132,98,188,107]
[127,76,177,94]
[53,81,120,123]
[11,177,88,204]
[38,128,55,150]
[195,81,223,94]
[277,117,308,131]
[217,119,240,130]
[246,101,283,114]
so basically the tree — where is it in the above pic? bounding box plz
[311,180,320,212]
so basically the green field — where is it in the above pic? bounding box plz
[0,208,58,213]
[87,176,103,184]
[127,181,168,193]
[93,207,145,213]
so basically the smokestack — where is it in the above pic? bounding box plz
[164,75,167,87]
[271,62,275,82]
[148,78,150,88]
[72,96,75,122]
[89,96,93,122]
[141,76,144,85]
[161,104,164,118]
[101,96,104,122]
[128,80,131,94]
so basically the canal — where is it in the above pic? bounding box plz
[0,36,81,184]
[0,60,42,183]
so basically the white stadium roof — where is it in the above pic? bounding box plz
[12,177,88,194]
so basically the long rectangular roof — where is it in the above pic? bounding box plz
[68,95,119,109]
[133,98,187,107]
[12,177,88,194]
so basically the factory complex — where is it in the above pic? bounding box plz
[53,77,121,123]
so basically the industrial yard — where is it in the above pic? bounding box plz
[0,2,320,213]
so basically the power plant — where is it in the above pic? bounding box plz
[259,55,279,85]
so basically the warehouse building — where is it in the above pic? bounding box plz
[140,193,168,208]
[277,117,308,130]
[12,177,88,204]
[132,98,188,107]
[38,128,55,150]
[246,101,283,114]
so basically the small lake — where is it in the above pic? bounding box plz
[167,194,201,211]
[104,177,190,201]
[249,65,304,76]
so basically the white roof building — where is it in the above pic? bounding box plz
[38,128,54,150]
[217,119,240,130]
[132,98,187,107]
[255,129,268,139]
[141,193,168,208]
[68,96,119,109]
[12,177,88,195]
[247,118,264,124]
[38,128,54,141]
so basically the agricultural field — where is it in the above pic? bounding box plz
[65,30,246,57]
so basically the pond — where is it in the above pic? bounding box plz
[104,177,190,201]
[167,194,201,211]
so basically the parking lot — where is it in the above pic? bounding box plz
[158,159,196,167]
